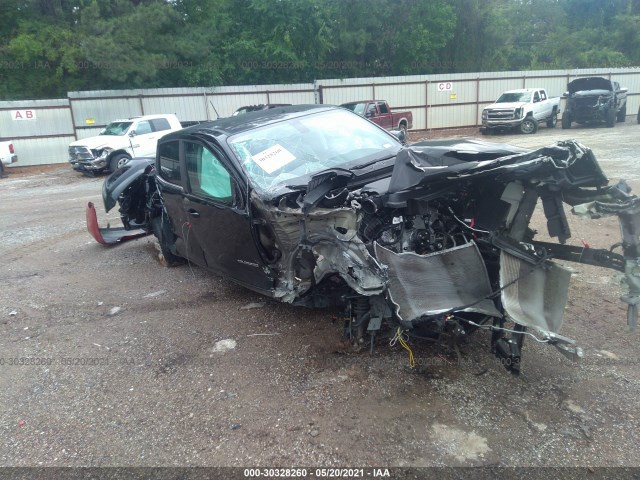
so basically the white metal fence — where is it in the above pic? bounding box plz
[1,67,638,166]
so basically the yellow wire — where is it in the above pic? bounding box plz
[396,327,416,368]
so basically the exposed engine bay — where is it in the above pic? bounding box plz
[89,139,640,375]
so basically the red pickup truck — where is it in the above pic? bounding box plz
[340,100,413,134]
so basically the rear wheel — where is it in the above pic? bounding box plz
[519,117,538,134]
[606,108,616,128]
[617,104,626,122]
[109,153,131,172]
[546,111,558,128]
[561,113,571,129]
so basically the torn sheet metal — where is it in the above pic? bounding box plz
[500,251,572,335]
[374,242,501,321]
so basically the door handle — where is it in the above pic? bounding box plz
[186,208,200,217]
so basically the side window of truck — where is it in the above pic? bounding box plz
[150,118,171,132]
[366,104,377,117]
[185,141,233,205]
[377,102,389,114]
[533,91,540,103]
[540,91,547,101]
[135,120,153,135]
[158,140,181,183]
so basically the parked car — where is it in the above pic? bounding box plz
[0,140,18,178]
[232,104,292,116]
[340,100,413,134]
[68,114,183,174]
[87,105,640,375]
[562,77,628,129]
[481,88,560,134]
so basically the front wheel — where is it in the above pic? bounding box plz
[561,113,571,129]
[617,104,626,122]
[606,108,616,128]
[546,111,558,128]
[519,117,538,134]
[109,153,131,172]
[150,213,185,267]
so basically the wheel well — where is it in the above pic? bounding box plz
[109,150,130,160]
[398,119,408,129]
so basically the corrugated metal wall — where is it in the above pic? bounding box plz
[0,99,75,166]
[318,67,640,130]
[2,68,639,166]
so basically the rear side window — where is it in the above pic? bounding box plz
[150,118,171,132]
[158,141,181,183]
[377,102,389,114]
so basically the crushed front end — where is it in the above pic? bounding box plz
[252,140,640,374]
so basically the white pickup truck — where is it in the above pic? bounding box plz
[0,140,18,178]
[68,114,183,174]
[481,88,561,134]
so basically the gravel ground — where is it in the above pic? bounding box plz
[1,121,639,471]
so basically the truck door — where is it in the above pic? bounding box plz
[129,120,159,157]
[376,101,392,129]
[180,139,273,293]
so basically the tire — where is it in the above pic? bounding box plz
[606,108,616,128]
[637,106,640,124]
[617,104,626,122]
[398,122,408,143]
[561,113,571,129]
[519,116,538,134]
[546,111,558,128]
[109,153,131,172]
[150,213,184,267]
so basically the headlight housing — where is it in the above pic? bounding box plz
[514,107,523,118]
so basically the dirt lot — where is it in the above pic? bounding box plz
[1,121,640,470]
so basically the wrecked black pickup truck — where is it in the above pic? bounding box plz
[87,105,640,375]
[562,76,628,129]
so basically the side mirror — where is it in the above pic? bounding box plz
[128,130,136,137]
[389,128,406,145]
[365,111,374,118]
[562,91,569,97]
[620,87,628,94]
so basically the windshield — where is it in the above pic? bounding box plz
[100,121,133,136]
[340,103,366,115]
[228,109,401,192]
[496,92,531,103]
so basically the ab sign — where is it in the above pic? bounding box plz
[11,110,37,121]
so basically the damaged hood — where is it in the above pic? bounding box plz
[385,140,607,205]
[567,77,612,94]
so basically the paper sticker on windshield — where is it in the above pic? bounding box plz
[252,144,296,174]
